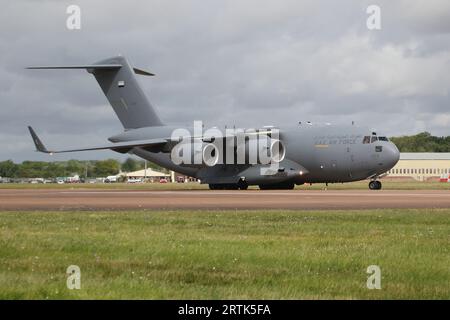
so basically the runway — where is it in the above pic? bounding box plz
[1,188,450,210]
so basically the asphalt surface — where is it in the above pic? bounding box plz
[1,189,450,210]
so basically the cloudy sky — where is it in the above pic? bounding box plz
[1,0,450,162]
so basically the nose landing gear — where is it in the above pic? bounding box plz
[237,178,249,190]
[369,180,382,190]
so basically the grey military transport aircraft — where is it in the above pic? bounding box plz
[27,56,400,190]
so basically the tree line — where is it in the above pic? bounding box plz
[0,158,165,179]
[1,132,449,178]
[389,132,450,152]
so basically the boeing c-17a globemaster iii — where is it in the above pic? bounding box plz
[27,55,400,190]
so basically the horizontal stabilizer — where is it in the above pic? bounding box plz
[28,126,166,154]
[26,64,122,70]
[27,64,154,76]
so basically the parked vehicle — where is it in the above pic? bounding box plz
[105,175,118,183]
[127,178,143,183]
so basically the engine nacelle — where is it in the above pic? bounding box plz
[241,137,286,165]
[171,141,221,167]
[269,139,286,163]
[201,143,220,166]
[171,136,285,166]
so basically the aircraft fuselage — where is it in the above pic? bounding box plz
[109,123,400,187]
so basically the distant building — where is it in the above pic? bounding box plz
[126,168,170,182]
[387,153,450,181]
[171,171,198,183]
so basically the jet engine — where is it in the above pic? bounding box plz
[240,136,286,165]
[171,135,285,166]
[171,140,221,167]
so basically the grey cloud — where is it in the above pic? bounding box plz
[0,0,449,162]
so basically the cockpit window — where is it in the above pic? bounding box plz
[364,135,387,143]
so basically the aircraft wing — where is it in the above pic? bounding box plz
[28,126,280,155]
[189,129,280,143]
[28,126,167,154]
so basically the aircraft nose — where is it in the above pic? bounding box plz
[384,142,400,169]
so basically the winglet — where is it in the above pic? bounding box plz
[28,126,51,153]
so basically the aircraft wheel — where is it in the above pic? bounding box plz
[237,179,248,190]
[210,183,241,190]
[228,184,239,190]
[259,182,295,190]
[285,183,295,190]
[278,182,295,190]
[369,181,382,190]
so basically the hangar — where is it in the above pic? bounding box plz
[126,168,170,182]
[386,153,450,181]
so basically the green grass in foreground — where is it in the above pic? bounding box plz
[1,180,450,190]
[0,209,449,299]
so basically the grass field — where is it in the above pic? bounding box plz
[0,209,448,299]
[1,179,450,190]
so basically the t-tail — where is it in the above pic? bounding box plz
[27,55,163,129]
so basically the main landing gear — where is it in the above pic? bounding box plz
[368,180,382,190]
[259,182,295,190]
[209,179,248,190]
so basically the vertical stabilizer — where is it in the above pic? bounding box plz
[90,56,163,129]
[27,56,164,129]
